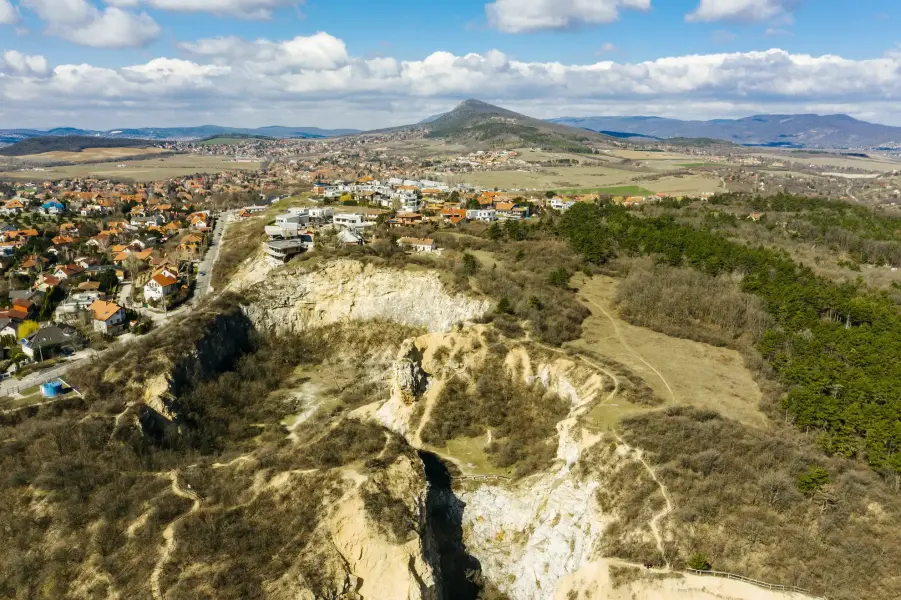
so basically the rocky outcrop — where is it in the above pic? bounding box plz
[459,473,604,600]
[394,339,428,404]
[142,309,254,422]
[243,259,490,334]
[327,455,440,600]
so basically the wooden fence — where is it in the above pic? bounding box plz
[687,568,815,596]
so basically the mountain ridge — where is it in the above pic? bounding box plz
[549,113,901,148]
[0,125,361,145]
[409,99,618,152]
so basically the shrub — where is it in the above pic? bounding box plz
[687,552,711,570]
[797,466,830,497]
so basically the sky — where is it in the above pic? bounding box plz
[1,0,901,129]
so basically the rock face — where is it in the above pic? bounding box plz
[394,339,428,404]
[459,473,604,600]
[328,455,440,600]
[244,259,490,334]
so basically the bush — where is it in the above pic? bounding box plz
[687,552,711,570]
[422,358,569,477]
[797,466,830,497]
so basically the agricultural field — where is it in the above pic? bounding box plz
[461,165,722,194]
[558,185,653,196]
[752,151,901,172]
[1,154,261,182]
[14,146,169,163]
[198,137,258,146]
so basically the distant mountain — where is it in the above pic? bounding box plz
[0,124,359,144]
[0,136,152,157]
[412,99,616,152]
[548,114,901,149]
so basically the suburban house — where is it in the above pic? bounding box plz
[549,197,576,211]
[20,325,78,361]
[264,239,308,265]
[397,237,437,253]
[41,200,65,215]
[466,208,498,222]
[55,291,104,324]
[333,213,374,231]
[1,199,26,215]
[265,212,310,239]
[53,263,86,281]
[88,299,126,334]
[0,317,22,340]
[144,273,179,302]
[131,215,162,228]
[34,274,62,292]
[388,212,424,227]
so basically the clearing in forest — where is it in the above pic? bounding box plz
[571,274,767,429]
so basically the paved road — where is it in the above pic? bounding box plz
[195,212,232,300]
[133,211,233,324]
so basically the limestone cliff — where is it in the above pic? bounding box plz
[243,259,490,334]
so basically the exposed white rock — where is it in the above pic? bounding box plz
[244,259,490,334]
[459,473,604,600]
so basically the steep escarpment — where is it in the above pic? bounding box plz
[243,259,491,334]
[8,256,876,600]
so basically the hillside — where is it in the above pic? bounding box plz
[420,100,618,152]
[2,195,900,600]
[0,125,360,145]
[550,113,901,149]
[0,135,153,156]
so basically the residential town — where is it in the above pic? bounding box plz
[0,174,238,385]
[0,139,724,393]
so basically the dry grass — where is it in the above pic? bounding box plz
[570,273,768,429]
[2,154,260,181]
[18,147,169,162]
[617,406,901,600]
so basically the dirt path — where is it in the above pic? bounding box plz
[615,434,674,568]
[150,471,202,600]
[585,298,677,404]
[212,455,253,469]
[412,386,439,449]
[107,402,136,445]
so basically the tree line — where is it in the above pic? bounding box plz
[558,201,901,475]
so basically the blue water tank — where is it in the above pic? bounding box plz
[41,381,63,398]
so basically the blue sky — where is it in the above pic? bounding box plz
[1,0,901,128]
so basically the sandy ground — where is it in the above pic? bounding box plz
[555,559,818,600]
[572,275,767,429]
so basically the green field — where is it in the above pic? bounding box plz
[558,185,653,196]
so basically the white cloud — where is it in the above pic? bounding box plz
[105,0,301,19]
[486,0,651,33]
[180,32,349,71]
[0,0,18,24]
[4,35,901,129]
[21,0,160,47]
[1,50,48,76]
[687,0,800,23]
